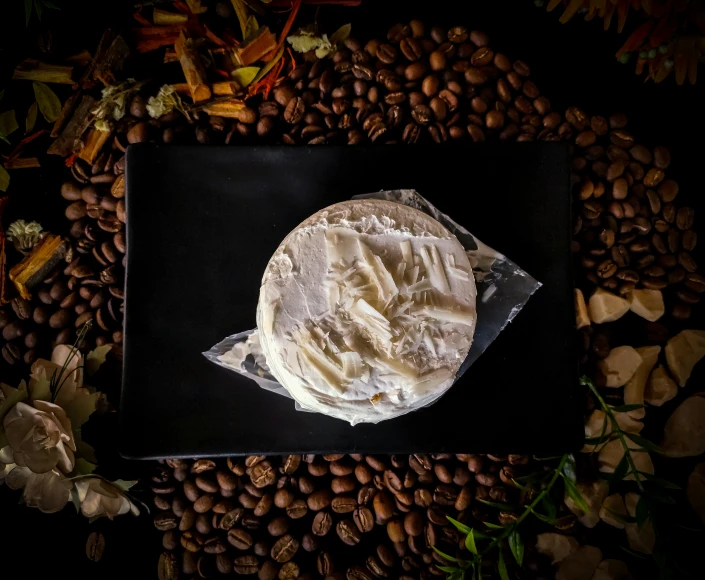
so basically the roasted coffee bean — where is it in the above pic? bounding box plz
[255,494,273,517]
[233,555,259,575]
[331,496,357,514]
[353,506,374,533]
[337,520,362,546]
[685,273,705,293]
[682,229,697,251]
[271,535,299,563]
[284,98,305,124]
[308,489,333,511]
[286,499,308,519]
[228,528,253,550]
[677,207,694,231]
[678,252,697,273]
[313,511,333,536]
[154,511,178,531]
[373,490,395,523]
[331,476,356,494]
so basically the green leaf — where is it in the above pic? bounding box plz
[41,0,60,9]
[432,545,457,563]
[75,438,97,463]
[244,15,259,40]
[584,433,613,445]
[562,453,577,482]
[62,389,100,428]
[111,479,138,492]
[483,521,505,530]
[604,507,636,525]
[32,82,61,122]
[74,458,97,475]
[624,432,664,454]
[0,383,28,425]
[611,455,631,482]
[26,102,38,133]
[640,472,681,490]
[86,344,112,377]
[25,0,33,26]
[644,485,676,505]
[448,571,465,580]
[447,516,473,535]
[508,531,524,566]
[438,566,460,574]
[611,403,645,413]
[0,163,10,190]
[0,110,19,137]
[620,546,649,559]
[530,508,558,524]
[231,66,260,88]
[0,133,10,145]
[465,530,478,555]
[476,498,519,512]
[498,550,510,580]
[34,0,44,21]
[542,494,558,519]
[329,23,352,46]
[563,476,590,513]
[29,374,51,401]
[70,487,81,513]
[635,496,650,528]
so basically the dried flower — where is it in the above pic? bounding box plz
[287,23,351,59]
[93,79,142,132]
[75,477,139,520]
[147,85,188,119]
[4,465,72,513]
[6,219,44,254]
[4,401,76,474]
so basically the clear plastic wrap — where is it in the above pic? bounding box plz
[203,190,541,424]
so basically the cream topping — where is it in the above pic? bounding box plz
[256,200,477,422]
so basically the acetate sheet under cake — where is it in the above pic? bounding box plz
[203,190,541,425]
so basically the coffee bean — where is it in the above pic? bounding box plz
[312,511,333,536]
[284,98,305,124]
[373,490,395,523]
[233,555,259,574]
[486,110,504,129]
[286,499,308,519]
[405,62,428,81]
[157,552,178,580]
[255,494,273,516]
[155,511,178,531]
[644,168,665,187]
[678,251,697,273]
[673,303,692,319]
[307,489,333,511]
[337,520,362,546]
[271,535,299,563]
[331,495,357,514]
[251,461,276,488]
[181,530,204,552]
[194,494,214,513]
[227,528,253,550]
[676,207,694,231]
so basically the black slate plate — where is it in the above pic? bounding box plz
[120,143,581,458]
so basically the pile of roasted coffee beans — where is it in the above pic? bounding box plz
[153,454,556,580]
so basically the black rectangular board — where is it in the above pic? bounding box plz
[120,143,581,458]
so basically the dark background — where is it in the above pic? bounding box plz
[1,0,703,578]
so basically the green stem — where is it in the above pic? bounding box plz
[584,377,644,492]
[481,455,569,556]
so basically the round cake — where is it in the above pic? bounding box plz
[256,199,477,423]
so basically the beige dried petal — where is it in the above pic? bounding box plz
[661,393,705,457]
[588,288,630,324]
[575,289,590,328]
[629,289,664,322]
[665,330,705,387]
[599,346,643,387]
[590,559,631,580]
[564,480,608,528]
[600,493,628,529]
[535,533,579,565]
[76,477,138,520]
[623,346,660,419]
[644,365,677,407]
[582,409,611,453]
[686,462,705,525]
[555,546,602,580]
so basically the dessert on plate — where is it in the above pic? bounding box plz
[257,199,477,423]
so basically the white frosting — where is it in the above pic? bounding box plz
[256,200,477,423]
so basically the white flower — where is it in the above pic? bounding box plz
[4,465,73,513]
[30,345,83,407]
[76,478,140,520]
[4,401,76,474]
[0,446,16,484]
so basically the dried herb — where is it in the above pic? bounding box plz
[434,454,582,580]
[33,81,61,122]
[92,79,143,132]
[287,22,351,58]
[232,66,260,88]
[13,59,73,84]
[0,165,9,192]
[0,110,18,144]
[25,102,38,133]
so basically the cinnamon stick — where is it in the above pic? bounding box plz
[47,95,96,156]
[211,81,241,96]
[93,35,130,85]
[9,235,68,300]
[77,129,111,164]
[3,158,41,169]
[51,90,82,138]
[12,59,74,84]
[236,26,277,66]
[164,49,179,63]
[175,31,212,103]
[172,83,191,95]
